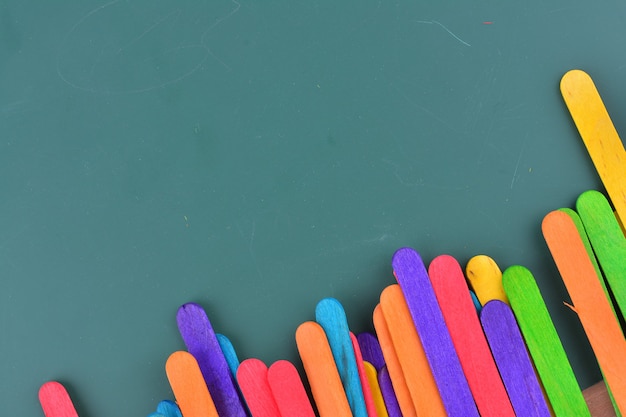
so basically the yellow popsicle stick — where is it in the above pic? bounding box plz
[465,255,509,305]
[363,361,389,417]
[560,69,626,226]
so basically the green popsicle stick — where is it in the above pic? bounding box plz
[502,265,590,417]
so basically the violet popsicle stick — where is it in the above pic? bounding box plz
[378,366,403,417]
[176,303,247,417]
[357,332,386,372]
[480,300,551,417]
[392,247,478,417]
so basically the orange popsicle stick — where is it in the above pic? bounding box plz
[295,321,353,417]
[373,304,417,417]
[542,210,626,414]
[165,351,219,417]
[380,284,446,416]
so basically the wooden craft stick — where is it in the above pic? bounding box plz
[543,210,626,413]
[363,361,389,417]
[268,360,316,417]
[350,332,379,417]
[39,381,79,417]
[465,254,509,305]
[237,358,281,417]
[295,321,353,417]
[176,303,247,417]
[480,300,551,417]
[502,265,590,416]
[373,304,416,417]
[315,298,367,417]
[356,332,386,372]
[584,381,617,417]
[560,69,626,226]
[378,366,403,417]
[392,247,479,417]
[216,333,241,378]
[577,190,626,319]
[165,351,219,417]
[429,255,515,417]
[380,284,446,416]
[155,400,183,417]
[470,290,482,313]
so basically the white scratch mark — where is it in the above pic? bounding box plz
[416,20,471,47]
[510,140,527,189]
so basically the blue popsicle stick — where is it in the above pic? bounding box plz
[315,297,368,417]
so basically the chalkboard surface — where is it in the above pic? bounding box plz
[2,0,626,415]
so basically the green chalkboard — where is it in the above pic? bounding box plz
[2,0,626,415]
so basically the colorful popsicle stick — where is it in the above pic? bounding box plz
[378,366,403,417]
[373,303,417,417]
[480,300,551,417]
[176,303,247,417]
[465,254,509,305]
[392,247,478,417]
[165,351,219,417]
[216,333,241,378]
[295,321,352,417]
[429,254,514,417]
[155,400,182,417]
[267,360,316,417]
[577,190,626,319]
[560,69,626,227]
[502,265,590,416]
[237,358,281,417]
[39,381,79,417]
[356,332,385,372]
[380,284,446,416]
[363,362,389,417]
[350,332,379,417]
[315,297,367,417]
[543,210,626,413]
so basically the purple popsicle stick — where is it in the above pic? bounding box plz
[481,300,551,417]
[356,332,386,372]
[176,303,247,417]
[392,247,478,417]
[378,366,402,417]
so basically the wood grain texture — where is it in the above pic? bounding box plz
[577,190,626,320]
[356,332,386,372]
[176,303,246,417]
[480,300,551,417]
[380,284,446,417]
[350,332,379,417]
[378,366,403,417]
[295,321,353,417]
[465,254,509,305]
[268,360,316,417]
[363,361,389,417]
[373,303,416,417]
[429,255,515,417]
[315,298,367,417]
[584,381,617,417]
[560,69,626,227]
[543,210,626,414]
[392,247,478,417]
[237,358,281,417]
[165,351,219,417]
[502,265,590,416]
[39,381,79,417]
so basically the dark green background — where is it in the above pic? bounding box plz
[2,0,625,415]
